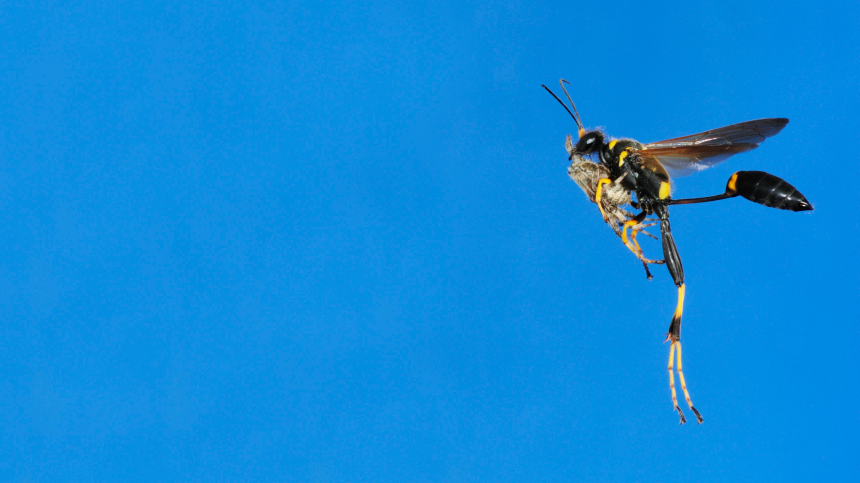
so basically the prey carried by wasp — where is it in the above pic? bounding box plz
[568,152,663,278]
[544,79,812,424]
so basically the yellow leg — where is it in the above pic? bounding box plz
[622,218,663,265]
[667,341,686,424]
[621,219,642,258]
[594,178,612,222]
[665,284,704,424]
[676,341,704,423]
[631,228,643,252]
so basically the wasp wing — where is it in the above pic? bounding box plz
[633,118,789,177]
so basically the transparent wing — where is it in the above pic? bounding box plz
[633,118,789,177]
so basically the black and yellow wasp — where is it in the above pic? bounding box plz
[544,79,812,424]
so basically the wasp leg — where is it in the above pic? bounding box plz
[667,339,685,424]
[629,222,651,255]
[594,178,612,223]
[665,285,702,423]
[621,212,664,280]
[652,203,703,424]
[667,338,702,424]
[621,212,660,262]
[675,339,703,424]
[611,209,649,237]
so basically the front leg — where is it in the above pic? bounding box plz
[594,178,613,223]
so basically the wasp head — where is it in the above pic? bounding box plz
[574,130,605,155]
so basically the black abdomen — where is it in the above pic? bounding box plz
[731,171,813,212]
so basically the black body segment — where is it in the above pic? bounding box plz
[652,203,684,287]
[668,171,813,212]
[730,171,813,212]
[660,219,684,288]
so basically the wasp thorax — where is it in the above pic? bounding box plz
[575,131,605,154]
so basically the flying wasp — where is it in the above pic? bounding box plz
[544,79,813,424]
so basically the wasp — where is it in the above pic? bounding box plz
[545,79,812,424]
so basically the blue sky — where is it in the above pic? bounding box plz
[0,0,858,480]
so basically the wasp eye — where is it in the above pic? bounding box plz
[575,131,603,154]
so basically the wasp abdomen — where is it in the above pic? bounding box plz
[729,171,813,212]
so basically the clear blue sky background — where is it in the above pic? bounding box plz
[0,0,857,480]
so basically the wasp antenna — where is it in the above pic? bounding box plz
[542,84,581,134]
[558,79,585,137]
[559,79,585,137]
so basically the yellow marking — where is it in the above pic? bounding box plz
[594,178,612,222]
[618,150,628,167]
[608,140,617,150]
[668,341,684,423]
[578,128,586,138]
[674,283,686,319]
[727,172,739,194]
[659,181,671,200]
